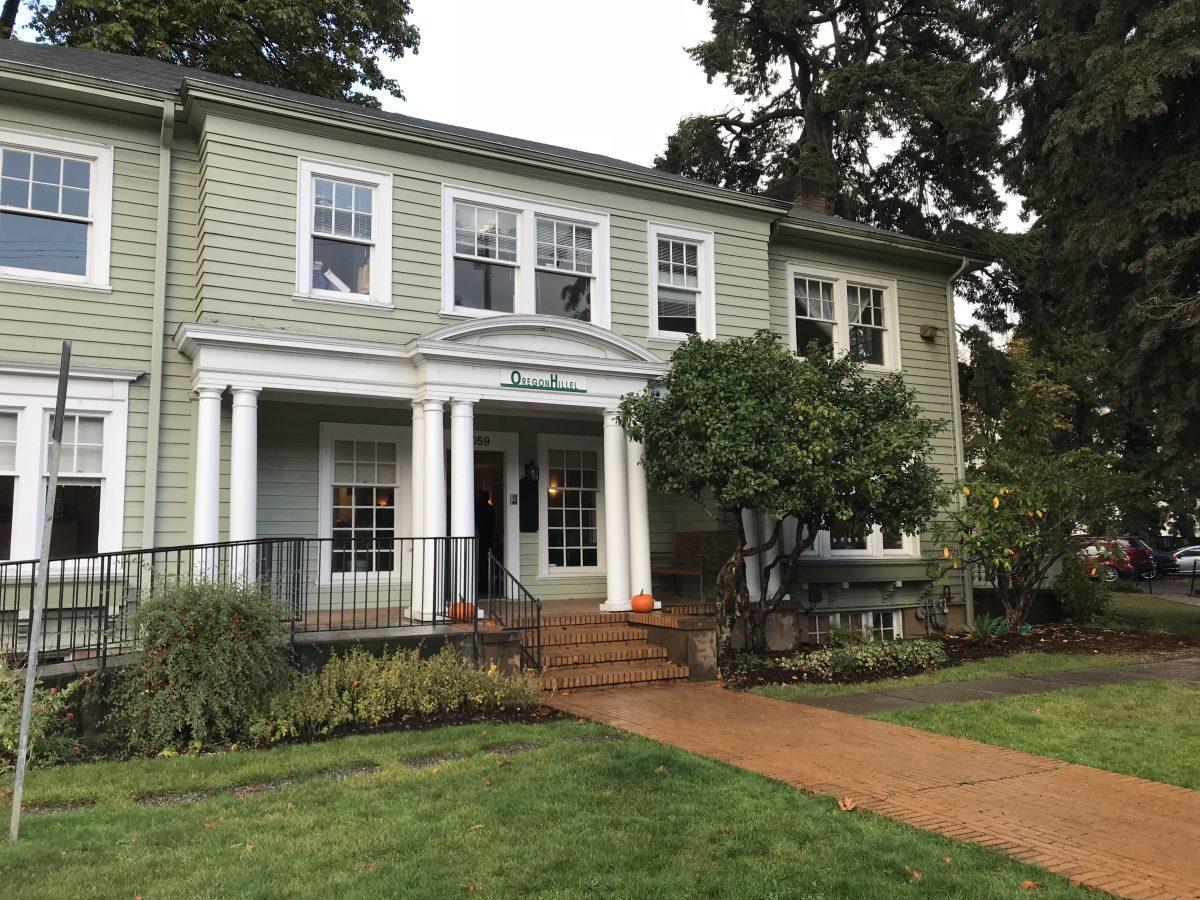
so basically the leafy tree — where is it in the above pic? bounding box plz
[618,332,944,664]
[654,0,1005,243]
[21,0,420,107]
[936,341,1140,628]
[981,0,1200,518]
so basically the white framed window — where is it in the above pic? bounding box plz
[0,128,113,290]
[317,423,411,580]
[0,368,130,562]
[786,263,900,370]
[441,185,611,328]
[806,609,902,644]
[537,434,605,576]
[295,159,392,306]
[647,221,715,340]
[806,519,918,558]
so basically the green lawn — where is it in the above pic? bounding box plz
[879,681,1200,790]
[1,721,1088,898]
[1106,591,1200,636]
[749,651,1136,701]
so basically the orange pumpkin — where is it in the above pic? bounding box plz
[448,601,477,622]
[630,591,654,614]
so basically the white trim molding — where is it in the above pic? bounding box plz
[0,127,114,290]
[647,220,716,341]
[786,262,902,372]
[440,184,612,329]
[294,157,393,307]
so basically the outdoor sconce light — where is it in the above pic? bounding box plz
[919,324,940,341]
[524,458,539,482]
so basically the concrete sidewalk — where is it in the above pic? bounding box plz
[553,682,1200,898]
[793,655,1200,716]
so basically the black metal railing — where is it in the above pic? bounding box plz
[484,550,543,670]
[0,535,481,666]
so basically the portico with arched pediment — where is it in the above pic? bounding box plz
[177,315,669,614]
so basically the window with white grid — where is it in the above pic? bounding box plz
[545,447,600,569]
[793,276,836,357]
[330,439,397,574]
[0,129,112,287]
[655,237,700,335]
[45,414,105,558]
[847,284,887,366]
[50,414,103,476]
[296,160,391,305]
[452,200,520,313]
[535,216,593,320]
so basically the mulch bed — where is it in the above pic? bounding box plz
[732,622,1200,689]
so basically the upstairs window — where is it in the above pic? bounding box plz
[787,265,900,370]
[0,130,112,288]
[442,186,610,327]
[822,518,915,557]
[296,160,392,306]
[648,222,715,340]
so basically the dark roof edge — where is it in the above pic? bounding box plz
[777,215,994,268]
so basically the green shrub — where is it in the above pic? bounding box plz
[734,639,947,685]
[1055,556,1111,621]
[826,626,868,647]
[113,582,291,752]
[0,665,84,772]
[252,646,538,744]
[968,614,1009,644]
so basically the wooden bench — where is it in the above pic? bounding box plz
[651,531,736,603]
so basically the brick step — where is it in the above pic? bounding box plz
[659,603,715,616]
[541,660,689,691]
[540,624,648,646]
[541,611,631,628]
[543,641,669,669]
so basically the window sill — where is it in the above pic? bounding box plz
[538,567,606,579]
[293,292,394,311]
[0,271,111,293]
[439,306,515,321]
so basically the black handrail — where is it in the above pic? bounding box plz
[485,550,542,670]
[0,535,477,666]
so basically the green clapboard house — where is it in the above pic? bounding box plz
[0,42,983,674]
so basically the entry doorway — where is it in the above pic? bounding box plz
[473,450,505,591]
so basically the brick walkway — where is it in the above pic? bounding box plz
[553,683,1200,898]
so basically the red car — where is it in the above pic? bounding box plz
[1077,535,1155,582]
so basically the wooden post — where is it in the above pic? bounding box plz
[9,341,71,842]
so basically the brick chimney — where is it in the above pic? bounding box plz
[793,176,832,215]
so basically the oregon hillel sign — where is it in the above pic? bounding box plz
[499,369,588,394]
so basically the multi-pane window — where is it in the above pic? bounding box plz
[310,176,374,296]
[47,414,104,558]
[828,519,868,552]
[793,276,836,356]
[0,412,14,560]
[0,146,91,278]
[824,518,913,557]
[453,201,519,313]
[546,447,599,569]
[655,237,701,334]
[847,284,887,365]
[807,610,900,644]
[330,439,397,574]
[535,217,593,321]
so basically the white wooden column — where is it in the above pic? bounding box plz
[741,509,762,602]
[759,511,781,603]
[449,399,476,607]
[417,399,446,621]
[626,438,658,608]
[192,386,223,546]
[409,401,425,537]
[600,409,631,611]
[228,388,259,543]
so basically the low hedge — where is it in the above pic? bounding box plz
[0,665,85,772]
[732,638,948,687]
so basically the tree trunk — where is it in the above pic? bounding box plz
[0,0,20,40]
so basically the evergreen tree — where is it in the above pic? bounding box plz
[21,0,419,107]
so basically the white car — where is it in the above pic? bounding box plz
[1174,545,1200,574]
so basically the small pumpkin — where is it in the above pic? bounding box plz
[630,590,654,614]
[448,601,477,622]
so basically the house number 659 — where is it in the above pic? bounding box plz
[474,435,491,447]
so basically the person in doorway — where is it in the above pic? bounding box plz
[475,489,495,591]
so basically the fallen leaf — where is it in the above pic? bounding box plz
[361,863,375,872]
[243,841,254,854]
[203,821,220,830]
[129,833,137,844]
[942,856,952,864]
[465,883,486,893]
[1020,881,1041,891]
[904,866,922,881]
[723,827,733,835]
[496,760,510,769]
[655,765,666,773]
[837,796,857,812]
[1035,708,1042,716]
[575,718,585,725]
[469,824,485,831]
[482,778,493,787]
